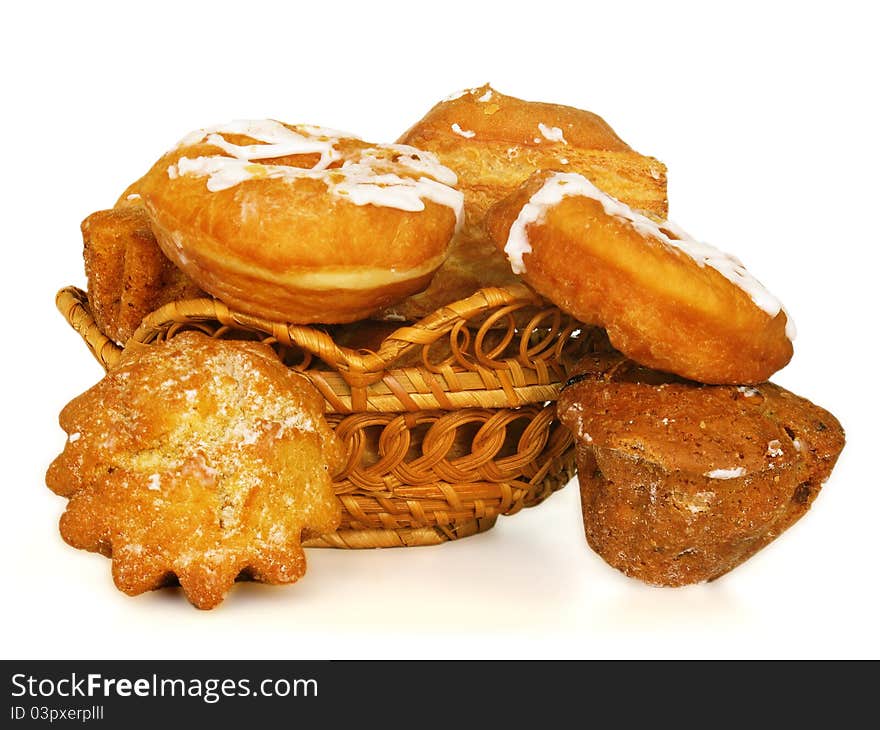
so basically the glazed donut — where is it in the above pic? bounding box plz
[384,84,667,320]
[486,170,794,384]
[138,120,464,324]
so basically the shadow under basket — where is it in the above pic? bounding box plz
[57,284,594,549]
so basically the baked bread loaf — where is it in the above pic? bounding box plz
[557,353,844,586]
[46,332,345,609]
[487,171,793,384]
[82,204,202,343]
[385,84,667,319]
[138,120,464,324]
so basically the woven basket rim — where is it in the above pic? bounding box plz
[57,284,551,365]
[132,283,546,371]
[56,285,584,413]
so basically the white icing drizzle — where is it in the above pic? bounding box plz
[704,467,746,479]
[503,172,795,340]
[442,85,492,102]
[170,156,261,191]
[333,169,464,229]
[381,143,458,186]
[181,119,342,169]
[451,123,476,138]
[442,88,469,102]
[298,123,357,139]
[538,123,567,143]
[166,120,464,227]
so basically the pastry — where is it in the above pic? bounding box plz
[46,332,345,609]
[54,85,840,603]
[385,84,667,319]
[487,171,794,384]
[82,204,202,343]
[557,352,845,586]
[137,120,464,324]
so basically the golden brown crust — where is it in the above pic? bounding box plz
[82,204,203,343]
[400,85,632,152]
[385,84,667,320]
[46,332,344,609]
[558,353,845,586]
[486,170,793,384]
[138,125,460,324]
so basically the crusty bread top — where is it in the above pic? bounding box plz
[399,84,631,152]
[559,353,844,479]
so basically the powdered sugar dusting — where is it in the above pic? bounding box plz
[278,412,316,436]
[231,421,262,447]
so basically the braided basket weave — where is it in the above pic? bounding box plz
[57,284,592,549]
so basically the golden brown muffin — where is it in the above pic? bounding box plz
[82,204,203,343]
[137,120,463,324]
[384,84,668,320]
[558,353,845,586]
[46,332,345,609]
[486,171,793,384]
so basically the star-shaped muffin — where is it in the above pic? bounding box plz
[46,331,345,608]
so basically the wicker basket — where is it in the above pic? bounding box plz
[56,284,592,549]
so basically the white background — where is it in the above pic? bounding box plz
[3,1,877,659]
